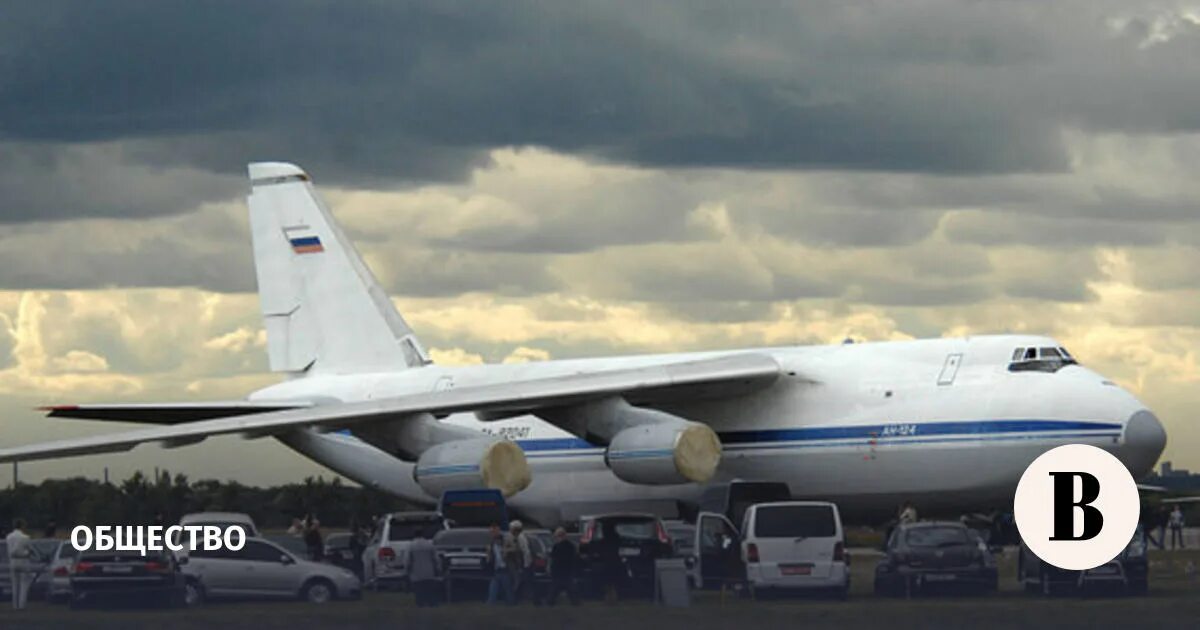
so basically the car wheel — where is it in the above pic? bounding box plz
[302,579,336,604]
[184,580,206,607]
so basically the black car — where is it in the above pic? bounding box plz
[68,548,186,609]
[578,513,674,596]
[433,527,491,601]
[1017,524,1148,595]
[875,522,998,596]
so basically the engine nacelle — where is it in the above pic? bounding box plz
[605,422,721,485]
[414,437,531,498]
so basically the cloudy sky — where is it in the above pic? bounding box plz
[2,1,1198,486]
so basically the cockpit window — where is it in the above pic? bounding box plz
[1009,346,1078,373]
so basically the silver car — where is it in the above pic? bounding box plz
[180,537,360,605]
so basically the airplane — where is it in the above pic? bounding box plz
[0,162,1169,527]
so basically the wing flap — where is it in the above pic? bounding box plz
[0,354,780,463]
[42,402,313,425]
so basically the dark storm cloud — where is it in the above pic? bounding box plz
[10,0,1198,218]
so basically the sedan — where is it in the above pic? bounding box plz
[874,521,998,596]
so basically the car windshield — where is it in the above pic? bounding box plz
[389,519,443,541]
[905,526,970,547]
[593,518,658,541]
[754,505,836,538]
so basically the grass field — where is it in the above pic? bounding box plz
[2,549,1197,629]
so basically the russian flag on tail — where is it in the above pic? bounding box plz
[284,226,324,254]
[290,235,324,254]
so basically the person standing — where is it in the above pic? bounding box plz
[303,514,324,561]
[486,524,514,605]
[508,520,533,603]
[545,527,580,606]
[406,534,441,607]
[6,519,33,610]
[1169,505,1186,550]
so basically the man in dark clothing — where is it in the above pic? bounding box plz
[545,527,580,606]
[303,514,324,561]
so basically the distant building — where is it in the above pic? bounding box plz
[1147,461,1200,491]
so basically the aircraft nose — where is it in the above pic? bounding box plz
[1120,410,1167,478]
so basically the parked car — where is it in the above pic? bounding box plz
[731,501,850,597]
[578,513,674,596]
[0,539,60,601]
[68,548,186,609]
[433,527,492,601]
[180,536,361,605]
[361,511,447,590]
[875,521,998,596]
[1017,524,1148,595]
[46,540,79,603]
[663,520,696,558]
[323,533,364,577]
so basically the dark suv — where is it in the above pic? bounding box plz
[578,513,674,596]
[875,522,998,596]
[1017,524,1148,595]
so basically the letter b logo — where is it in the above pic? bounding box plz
[1048,472,1104,541]
[1014,445,1140,571]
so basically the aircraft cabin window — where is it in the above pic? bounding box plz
[1008,346,1078,373]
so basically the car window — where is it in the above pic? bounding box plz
[389,519,443,542]
[753,505,836,538]
[599,519,657,541]
[237,541,289,563]
[699,517,736,552]
[905,526,969,547]
[190,546,235,560]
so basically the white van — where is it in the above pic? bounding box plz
[740,501,849,596]
[689,500,849,597]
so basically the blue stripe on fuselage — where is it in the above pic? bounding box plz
[335,419,1123,456]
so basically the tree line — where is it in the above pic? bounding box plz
[0,472,417,535]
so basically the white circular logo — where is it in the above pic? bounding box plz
[1013,444,1140,571]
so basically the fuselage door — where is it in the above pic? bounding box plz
[937,353,963,386]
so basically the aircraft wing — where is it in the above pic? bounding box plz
[0,353,781,463]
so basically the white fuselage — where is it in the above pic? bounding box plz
[251,334,1165,526]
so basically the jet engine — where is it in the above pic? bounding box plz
[352,413,531,498]
[606,421,721,485]
[413,437,531,498]
[549,397,722,485]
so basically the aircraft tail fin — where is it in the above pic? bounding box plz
[246,162,430,375]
